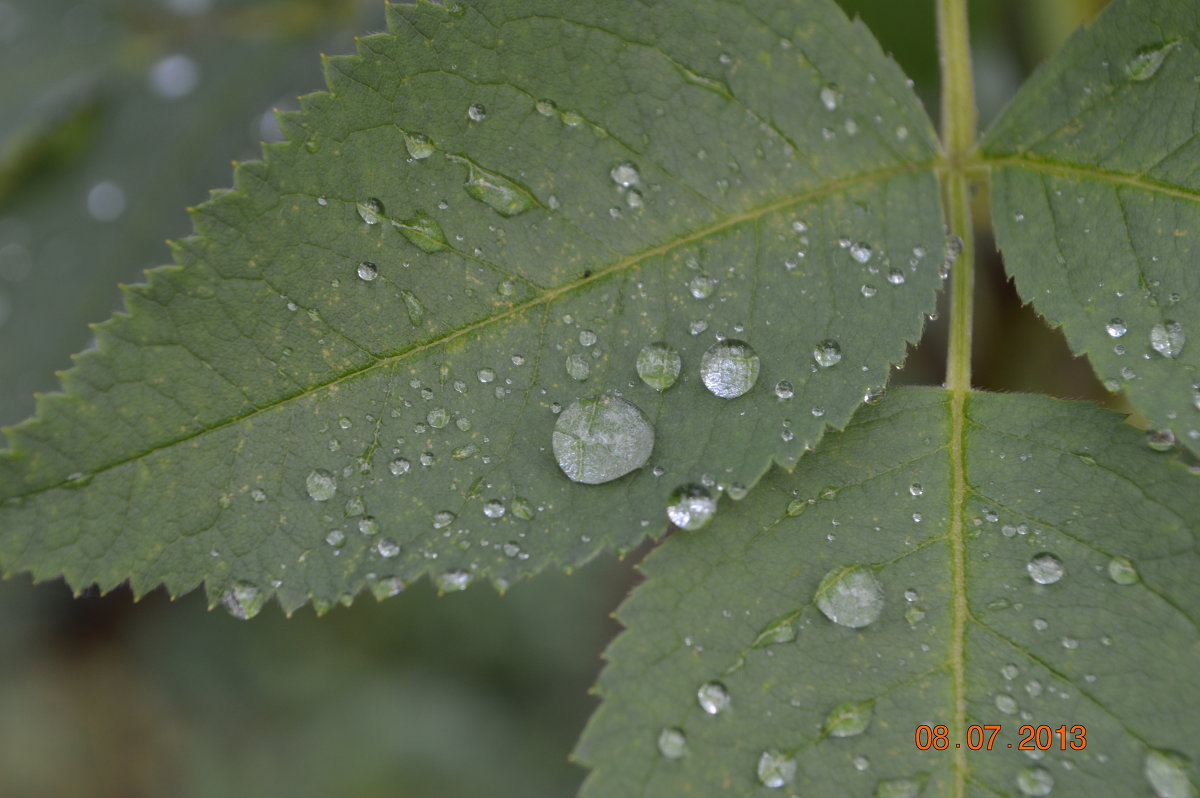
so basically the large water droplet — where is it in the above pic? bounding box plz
[1016,766,1054,796]
[697,681,730,714]
[404,131,434,159]
[823,699,874,737]
[657,728,687,759]
[610,161,641,187]
[700,339,760,398]
[667,483,717,530]
[222,581,264,620]
[1107,555,1139,585]
[448,155,537,217]
[438,568,473,591]
[815,565,884,628]
[395,212,449,252]
[1027,552,1065,585]
[305,469,337,501]
[357,198,385,224]
[565,353,590,381]
[1145,750,1193,798]
[813,339,843,368]
[1125,40,1181,81]
[1106,318,1127,338]
[1150,321,1185,358]
[552,395,654,484]
[1147,428,1176,452]
[637,343,682,391]
[757,750,797,789]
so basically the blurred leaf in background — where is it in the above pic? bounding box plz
[0,0,1122,796]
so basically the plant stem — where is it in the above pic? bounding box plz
[938,1,977,797]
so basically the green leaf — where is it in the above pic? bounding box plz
[0,0,946,610]
[0,0,380,425]
[982,0,1200,453]
[576,387,1200,797]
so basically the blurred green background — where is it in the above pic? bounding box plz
[0,0,1111,795]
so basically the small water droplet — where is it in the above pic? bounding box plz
[667,484,717,530]
[689,273,717,299]
[610,161,641,187]
[816,566,884,628]
[565,353,590,380]
[1027,552,1065,585]
[376,538,400,558]
[757,750,797,789]
[697,681,730,714]
[657,728,687,759]
[356,260,379,281]
[1125,40,1181,82]
[813,339,843,368]
[477,368,496,383]
[427,407,449,428]
[887,268,906,285]
[774,380,794,400]
[432,511,456,529]
[819,84,842,110]
[864,386,886,405]
[403,131,434,159]
[1105,318,1127,338]
[552,395,655,484]
[305,469,337,501]
[849,242,872,263]
[325,528,346,547]
[357,198,385,224]
[483,499,506,519]
[1150,321,1185,358]
[824,699,874,737]
[909,483,924,497]
[636,342,682,391]
[861,284,877,298]
[535,98,557,116]
[874,777,924,798]
[358,517,379,536]
[511,496,534,520]
[1016,765,1054,796]
[995,693,1018,714]
[467,102,487,121]
[700,339,760,398]
[221,581,264,620]
[448,155,537,217]
[1107,555,1139,585]
[1145,750,1193,798]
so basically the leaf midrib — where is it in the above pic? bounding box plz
[2,161,935,502]
[980,152,1200,204]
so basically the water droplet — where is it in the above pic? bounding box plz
[854,756,871,772]
[427,407,449,428]
[775,380,794,399]
[221,581,264,620]
[1016,765,1054,796]
[1001,663,1019,680]
[305,469,337,501]
[819,83,842,110]
[358,517,379,536]
[995,694,1018,714]
[861,284,877,298]
[535,98,557,116]
[552,395,655,484]
[375,538,400,558]
[657,728,687,759]
[356,260,379,281]
[700,339,760,398]
[511,496,534,520]
[1106,318,1127,338]
[1027,552,1065,585]
[813,339,843,368]
[399,290,424,325]
[909,483,924,497]
[438,568,473,591]
[467,102,487,121]
[667,484,717,530]
[636,343,681,391]
[824,699,874,737]
[403,131,434,159]
[357,198,385,224]
[448,155,537,217]
[565,353,590,380]
[432,511,456,529]
[887,268,906,285]
[1150,321,1185,358]
[477,368,496,383]
[1107,555,1139,585]
[1147,428,1176,452]
[874,777,924,798]
[1145,750,1193,798]
[483,499,506,519]
[1125,40,1181,81]
[753,616,796,646]
[757,750,797,789]
[864,386,886,405]
[697,681,730,714]
[578,329,598,347]
[395,212,449,252]
[610,161,641,187]
[325,528,347,548]
[815,566,884,628]
[689,274,716,299]
[849,242,872,263]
